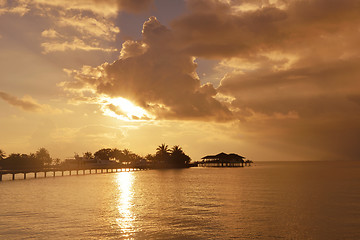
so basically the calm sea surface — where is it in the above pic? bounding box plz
[0,161,359,239]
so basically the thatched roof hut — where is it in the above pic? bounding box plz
[201,152,245,163]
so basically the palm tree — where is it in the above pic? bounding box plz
[171,145,183,155]
[156,144,170,155]
[122,148,131,158]
[122,149,139,165]
[155,144,170,165]
[170,145,190,167]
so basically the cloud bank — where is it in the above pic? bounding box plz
[61,0,360,160]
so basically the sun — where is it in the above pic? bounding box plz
[100,96,153,121]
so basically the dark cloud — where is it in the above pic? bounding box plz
[0,91,41,111]
[218,57,360,114]
[170,0,360,160]
[65,17,233,121]
[171,0,360,58]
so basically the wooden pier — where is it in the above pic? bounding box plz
[0,166,147,181]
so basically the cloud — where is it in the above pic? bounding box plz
[33,0,153,16]
[1,0,154,17]
[37,3,121,54]
[1,0,154,54]
[41,29,60,38]
[41,37,118,53]
[33,0,118,17]
[1,0,125,54]
[0,91,73,114]
[0,0,30,16]
[56,15,120,41]
[171,0,360,58]
[62,17,233,121]
[0,91,42,111]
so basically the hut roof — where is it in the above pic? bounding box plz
[201,152,245,161]
[228,153,245,159]
[214,152,228,159]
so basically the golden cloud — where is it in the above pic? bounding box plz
[0,91,72,114]
[62,17,233,121]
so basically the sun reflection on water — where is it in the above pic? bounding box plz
[115,172,135,237]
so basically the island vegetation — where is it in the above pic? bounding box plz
[0,144,191,171]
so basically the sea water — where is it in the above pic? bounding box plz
[0,161,359,239]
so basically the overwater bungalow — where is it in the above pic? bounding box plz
[199,152,249,167]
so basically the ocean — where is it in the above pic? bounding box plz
[0,161,359,239]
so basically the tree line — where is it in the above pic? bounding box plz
[0,148,54,170]
[0,144,191,170]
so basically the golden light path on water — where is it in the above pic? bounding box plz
[115,172,135,237]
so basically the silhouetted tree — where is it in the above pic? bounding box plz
[171,145,183,155]
[35,148,52,166]
[83,152,93,160]
[145,154,154,161]
[122,148,130,156]
[1,153,39,169]
[156,144,170,155]
[170,145,190,167]
[94,148,113,161]
[121,149,143,165]
[111,148,123,163]
[155,143,170,164]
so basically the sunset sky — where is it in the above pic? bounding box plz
[1,0,360,161]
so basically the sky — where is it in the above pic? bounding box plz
[1,0,360,161]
